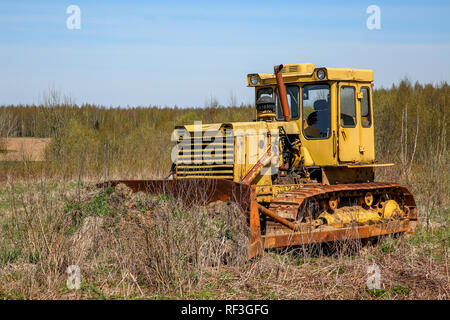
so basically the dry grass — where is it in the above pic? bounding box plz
[0,181,447,300]
[0,182,250,299]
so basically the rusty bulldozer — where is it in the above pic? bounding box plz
[100,63,418,259]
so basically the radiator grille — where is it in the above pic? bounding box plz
[175,135,234,179]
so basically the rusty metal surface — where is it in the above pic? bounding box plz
[262,220,411,249]
[97,179,252,212]
[248,186,263,259]
[274,64,290,122]
[240,147,273,185]
[258,204,300,231]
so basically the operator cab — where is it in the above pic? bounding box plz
[247,63,375,166]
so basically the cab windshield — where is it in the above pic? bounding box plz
[302,84,331,139]
[256,86,300,120]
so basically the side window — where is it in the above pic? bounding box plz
[275,85,300,120]
[360,87,372,128]
[302,84,331,139]
[340,86,356,127]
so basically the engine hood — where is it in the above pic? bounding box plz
[175,121,299,137]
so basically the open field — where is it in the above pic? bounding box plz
[0,138,49,161]
[0,79,448,299]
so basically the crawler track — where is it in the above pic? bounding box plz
[265,182,418,236]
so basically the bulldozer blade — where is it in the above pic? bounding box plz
[97,178,252,211]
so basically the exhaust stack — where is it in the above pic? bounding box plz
[274,64,290,122]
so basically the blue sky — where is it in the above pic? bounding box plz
[0,0,449,107]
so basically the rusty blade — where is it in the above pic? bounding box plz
[97,178,252,212]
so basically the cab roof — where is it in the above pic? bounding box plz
[247,63,373,86]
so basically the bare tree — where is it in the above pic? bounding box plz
[38,85,76,158]
[228,91,238,108]
[39,84,75,107]
[400,103,419,180]
[0,109,18,151]
[205,94,219,108]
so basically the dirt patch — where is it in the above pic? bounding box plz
[0,138,50,161]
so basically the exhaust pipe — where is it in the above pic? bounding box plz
[274,64,290,122]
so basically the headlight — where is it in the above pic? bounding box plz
[317,69,326,80]
[250,74,259,85]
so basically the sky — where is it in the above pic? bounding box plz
[0,0,449,107]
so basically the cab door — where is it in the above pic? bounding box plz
[300,83,336,165]
[338,83,360,162]
[357,84,375,162]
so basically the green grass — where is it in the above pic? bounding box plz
[85,193,109,217]
[381,241,396,253]
[188,290,215,299]
[391,285,410,296]
[0,247,21,264]
[366,288,391,299]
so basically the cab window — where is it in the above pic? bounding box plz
[340,86,356,127]
[360,87,372,128]
[302,84,331,139]
[275,85,300,120]
[257,87,273,101]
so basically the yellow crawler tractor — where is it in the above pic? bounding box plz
[102,63,418,258]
